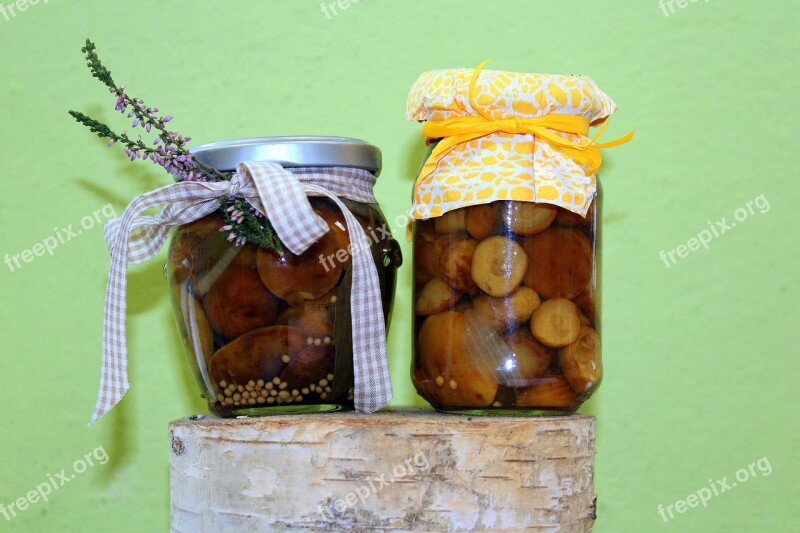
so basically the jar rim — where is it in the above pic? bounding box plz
[190,136,382,176]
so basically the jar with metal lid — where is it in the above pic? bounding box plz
[407,63,631,414]
[167,136,401,417]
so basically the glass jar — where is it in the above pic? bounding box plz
[412,195,601,414]
[406,63,626,414]
[166,137,401,417]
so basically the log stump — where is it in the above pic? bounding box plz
[169,410,596,532]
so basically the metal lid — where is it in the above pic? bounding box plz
[190,136,382,176]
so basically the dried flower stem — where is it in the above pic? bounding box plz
[69,39,282,250]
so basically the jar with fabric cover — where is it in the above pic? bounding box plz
[408,62,632,414]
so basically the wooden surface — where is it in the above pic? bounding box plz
[169,409,596,532]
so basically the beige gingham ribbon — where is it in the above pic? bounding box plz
[91,161,393,424]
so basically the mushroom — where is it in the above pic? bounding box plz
[256,200,351,305]
[168,214,225,285]
[465,203,499,240]
[280,345,335,392]
[416,311,499,407]
[522,227,592,299]
[470,236,528,297]
[515,375,578,409]
[572,285,597,322]
[501,329,554,386]
[558,327,601,394]
[502,201,557,236]
[434,208,467,234]
[530,298,581,348]
[313,200,353,261]
[438,236,479,292]
[178,284,216,395]
[275,300,334,342]
[203,266,280,340]
[257,235,343,304]
[208,326,306,389]
[415,278,461,316]
[472,286,540,332]
[414,231,436,286]
[426,236,450,278]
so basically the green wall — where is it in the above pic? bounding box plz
[1,1,797,531]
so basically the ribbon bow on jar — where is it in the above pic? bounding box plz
[92,161,393,423]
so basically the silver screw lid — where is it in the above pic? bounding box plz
[190,136,382,176]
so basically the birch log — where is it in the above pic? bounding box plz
[169,410,596,532]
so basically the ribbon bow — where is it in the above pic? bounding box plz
[92,162,393,423]
[416,60,634,192]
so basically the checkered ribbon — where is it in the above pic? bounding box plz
[91,161,393,424]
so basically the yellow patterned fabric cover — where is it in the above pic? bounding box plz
[407,65,618,219]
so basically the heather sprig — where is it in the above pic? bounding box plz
[69,39,282,250]
[71,39,227,182]
[220,198,283,252]
[69,110,201,179]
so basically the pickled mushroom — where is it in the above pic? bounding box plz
[522,227,592,299]
[280,345,335,391]
[276,300,334,340]
[471,236,528,297]
[530,298,581,347]
[414,232,436,286]
[558,327,602,394]
[208,326,306,389]
[417,311,498,407]
[256,236,343,303]
[434,208,467,233]
[256,201,351,304]
[502,201,557,236]
[501,329,554,386]
[572,285,597,321]
[472,286,540,332]
[415,278,461,316]
[179,284,215,393]
[465,203,498,240]
[203,266,280,339]
[438,236,479,292]
[515,375,578,408]
[168,214,226,286]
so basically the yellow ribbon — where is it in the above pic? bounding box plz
[415,60,634,192]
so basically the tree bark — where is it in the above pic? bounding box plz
[170,410,596,532]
